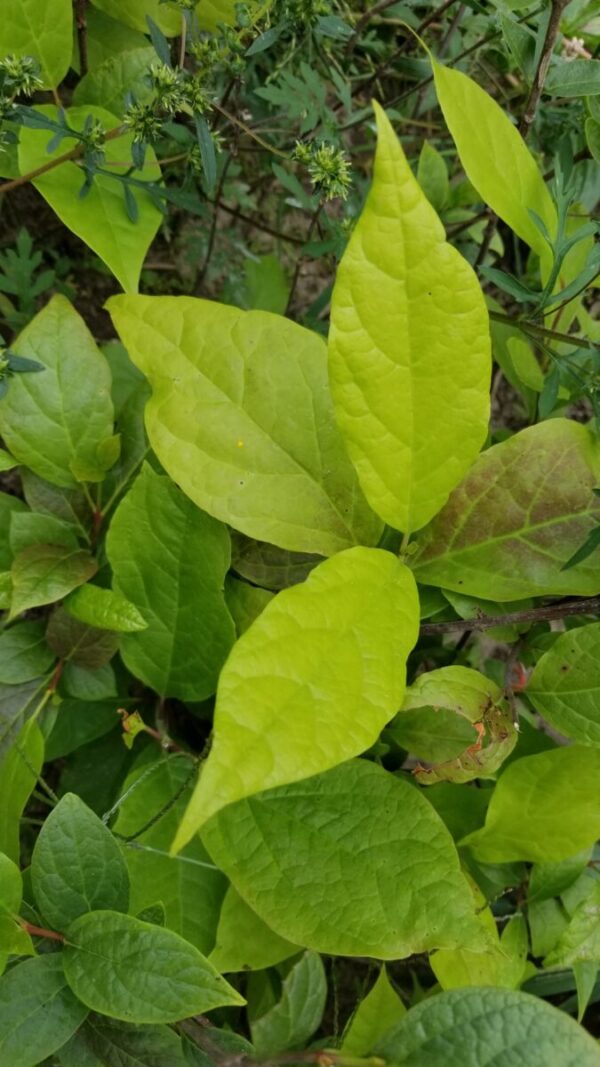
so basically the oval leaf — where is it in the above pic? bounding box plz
[173,547,419,849]
[65,583,148,633]
[31,792,129,930]
[106,464,235,701]
[328,102,490,534]
[376,986,600,1066]
[463,746,600,862]
[528,623,600,745]
[0,295,115,488]
[9,544,97,620]
[202,760,484,959]
[63,910,244,1024]
[107,294,382,556]
[412,419,600,600]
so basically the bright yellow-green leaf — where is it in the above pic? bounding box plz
[342,969,406,1055]
[19,107,162,293]
[90,0,180,35]
[64,584,148,633]
[412,419,600,600]
[0,296,116,488]
[0,0,72,89]
[72,47,155,117]
[328,102,490,534]
[432,910,530,991]
[431,58,557,258]
[107,295,382,555]
[545,882,600,967]
[463,746,600,862]
[173,547,418,850]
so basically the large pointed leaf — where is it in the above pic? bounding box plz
[106,464,235,701]
[527,623,600,745]
[0,295,115,488]
[107,295,382,556]
[173,547,418,850]
[202,760,484,959]
[251,951,327,1056]
[431,58,557,257]
[0,0,72,89]
[9,544,97,620]
[463,746,600,862]
[0,720,44,862]
[412,419,600,600]
[328,103,490,534]
[375,987,600,1066]
[19,108,162,293]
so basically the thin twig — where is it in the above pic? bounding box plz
[198,153,233,288]
[74,0,88,75]
[213,103,288,159]
[18,920,65,943]
[0,124,124,195]
[519,0,569,137]
[285,203,323,316]
[420,596,600,635]
[488,310,598,352]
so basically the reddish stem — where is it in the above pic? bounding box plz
[19,920,65,943]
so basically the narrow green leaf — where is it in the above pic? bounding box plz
[19,108,162,293]
[375,987,600,1065]
[528,623,600,745]
[107,294,382,556]
[202,760,484,959]
[0,621,54,684]
[412,419,600,599]
[174,548,418,848]
[0,295,115,487]
[0,492,27,571]
[341,969,406,1056]
[463,746,600,862]
[251,952,327,1055]
[431,57,556,257]
[9,544,97,619]
[106,464,235,700]
[195,116,217,196]
[31,793,129,931]
[0,955,88,1067]
[0,0,72,88]
[0,677,46,762]
[0,853,22,915]
[63,910,245,1024]
[545,882,600,967]
[0,719,44,862]
[329,103,490,534]
[65,584,148,633]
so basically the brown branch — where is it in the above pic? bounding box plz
[488,310,598,352]
[19,920,65,943]
[420,596,600,636]
[518,0,569,137]
[74,0,88,76]
[0,124,124,195]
